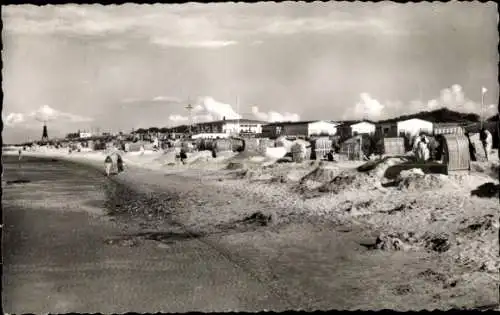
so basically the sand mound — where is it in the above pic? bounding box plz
[300,164,341,184]
[241,211,273,226]
[264,147,288,160]
[153,151,177,165]
[373,233,413,251]
[226,162,246,170]
[229,150,264,161]
[470,161,499,180]
[421,233,452,253]
[358,156,411,179]
[184,150,213,165]
[458,214,497,236]
[396,169,452,191]
[318,171,377,193]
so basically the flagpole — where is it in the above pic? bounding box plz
[481,87,487,129]
[237,95,240,136]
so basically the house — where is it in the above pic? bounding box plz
[433,122,465,135]
[261,122,285,139]
[192,118,267,137]
[375,122,398,137]
[397,118,433,137]
[262,120,338,139]
[351,120,376,135]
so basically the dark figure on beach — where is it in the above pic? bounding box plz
[479,128,492,161]
[464,132,477,162]
[432,135,444,161]
[18,149,22,160]
[327,149,335,162]
[116,155,124,173]
[180,148,188,164]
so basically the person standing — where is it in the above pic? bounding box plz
[116,154,124,173]
[479,128,492,161]
[104,155,113,176]
[18,149,22,161]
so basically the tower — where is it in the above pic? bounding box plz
[41,121,49,142]
[185,97,194,135]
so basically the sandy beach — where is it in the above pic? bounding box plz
[3,147,499,311]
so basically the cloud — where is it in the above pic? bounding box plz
[2,4,408,51]
[151,95,182,102]
[151,37,238,48]
[121,95,182,104]
[343,93,385,120]
[167,96,241,124]
[342,84,497,121]
[251,106,300,122]
[4,112,25,126]
[4,105,93,127]
[168,114,189,122]
[258,15,401,36]
[197,96,242,120]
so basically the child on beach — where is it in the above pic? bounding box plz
[104,155,113,176]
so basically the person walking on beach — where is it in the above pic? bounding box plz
[104,155,113,176]
[18,149,22,161]
[479,128,493,161]
[116,154,124,173]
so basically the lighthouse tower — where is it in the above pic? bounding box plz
[41,121,49,142]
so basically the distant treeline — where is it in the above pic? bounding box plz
[378,107,485,124]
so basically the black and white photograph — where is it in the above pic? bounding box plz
[2,2,499,312]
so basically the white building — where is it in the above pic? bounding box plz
[79,132,92,139]
[350,121,376,135]
[397,118,433,137]
[192,133,229,139]
[193,119,266,136]
[262,120,338,138]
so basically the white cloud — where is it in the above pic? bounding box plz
[251,106,300,122]
[167,96,242,124]
[4,112,25,126]
[151,37,238,48]
[2,4,406,51]
[192,114,214,123]
[342,84,497,121]
[152,95,182,102]
[259,16,397,36]
[198,96,242,120]
[3,105,93,127]
[121,95,182,104]
[348,93,385,120]
[168,115,189,122]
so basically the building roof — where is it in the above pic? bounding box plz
[397,118,432,124]
[263,120,337,127]
[336,119,376,125]
[433,122,468,127]
[195,118,267,126]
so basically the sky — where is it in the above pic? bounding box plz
[2,2,499,143]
